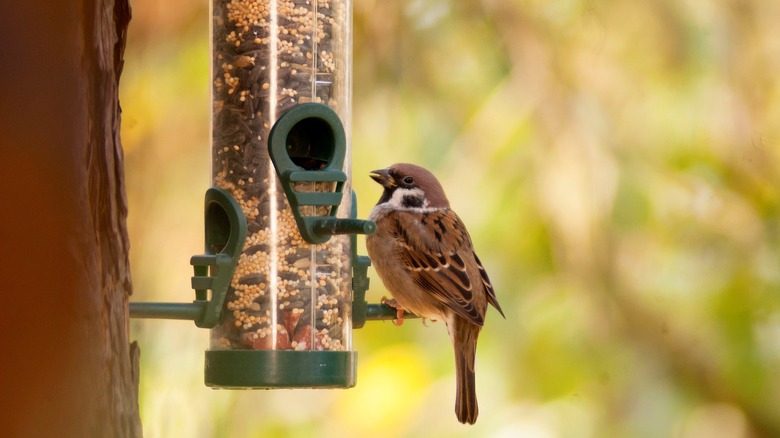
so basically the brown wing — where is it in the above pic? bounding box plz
[474,252,504,318]
[392,209,486,326]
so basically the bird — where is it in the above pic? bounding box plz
[365,163,504,425]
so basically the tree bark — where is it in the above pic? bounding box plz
[0,1,141,437]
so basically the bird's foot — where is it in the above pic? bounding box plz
[381,296,405,326]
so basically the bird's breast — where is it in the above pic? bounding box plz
[366,214,446,320]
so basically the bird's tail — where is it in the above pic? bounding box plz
[452,318,479,424]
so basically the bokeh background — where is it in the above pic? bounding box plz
[122,1,780,437]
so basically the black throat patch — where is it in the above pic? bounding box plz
[377,188,394,205]
[402,195,424,208]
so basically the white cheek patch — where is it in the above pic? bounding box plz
[369,187,439,221]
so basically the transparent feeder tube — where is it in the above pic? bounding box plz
[210,0,352,352]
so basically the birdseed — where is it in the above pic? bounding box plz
[210,0,352,352]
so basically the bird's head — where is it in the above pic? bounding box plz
[369,163,450,210]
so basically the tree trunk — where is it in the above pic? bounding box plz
[0,1,141,437]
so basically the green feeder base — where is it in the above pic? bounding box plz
[204,350,357,389]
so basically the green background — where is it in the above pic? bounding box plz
[123,1,780,436]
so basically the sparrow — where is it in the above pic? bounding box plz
[365,163,504,425]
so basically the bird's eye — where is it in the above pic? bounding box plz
[402,176,415,185]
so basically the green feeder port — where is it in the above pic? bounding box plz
[129,187,247,329]
[268,103,376,244]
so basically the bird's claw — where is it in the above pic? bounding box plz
[381,296,405,326]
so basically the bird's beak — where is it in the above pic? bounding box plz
[369,168,395,188]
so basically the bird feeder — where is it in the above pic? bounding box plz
[130,0,409,390]
[210,0,368,388]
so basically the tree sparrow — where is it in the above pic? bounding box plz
[366,163,504,425]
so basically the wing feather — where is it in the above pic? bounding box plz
[474,253,504,318]
[392,209,489,325]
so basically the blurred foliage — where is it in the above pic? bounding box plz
[122,0,780,437]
